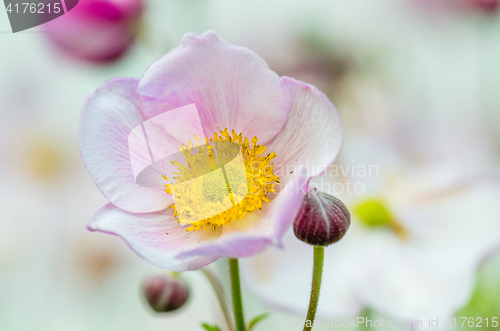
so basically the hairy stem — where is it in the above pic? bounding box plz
[303,246,325,331]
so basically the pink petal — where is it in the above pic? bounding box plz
[87,203,220,271]
[129,103,208,188]
[80,77,171,213]
[138,31,291,145]
[269,77,343,179]
[260,165,311,244]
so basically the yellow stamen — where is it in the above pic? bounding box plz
[163,128,279,232]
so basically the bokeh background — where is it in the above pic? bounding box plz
[1,0,500,330]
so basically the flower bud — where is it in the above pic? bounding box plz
[293,188,350,246]
[142,273,189,312]
[44,0,145,63]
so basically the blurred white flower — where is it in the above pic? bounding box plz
[243,134,500,326]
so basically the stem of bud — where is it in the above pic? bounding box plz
[303,246,325,331]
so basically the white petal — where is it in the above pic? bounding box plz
[80,77,172,213]
[269,77,343,179]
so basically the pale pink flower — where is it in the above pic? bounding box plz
[44,0,145,63]
[80,31,343,271]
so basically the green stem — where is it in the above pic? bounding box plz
[303,246,325,331]
[229,258,246,331]
[201,268,235,331]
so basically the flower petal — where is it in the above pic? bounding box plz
[87,203,220,271]
[138,31,291,145]
[354,229,475,321]
[80,77,171,213]
[269,77,343,178]
[363,182,500,320]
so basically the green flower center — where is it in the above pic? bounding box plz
[354,198,408,239]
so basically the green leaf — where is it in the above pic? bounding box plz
[248,313,270,330]
[201,322,222,331]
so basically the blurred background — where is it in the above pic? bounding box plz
[1,0,500,330]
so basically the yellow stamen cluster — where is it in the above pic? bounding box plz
[163,128,279,232]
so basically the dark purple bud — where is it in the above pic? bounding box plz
[293,188,351,246]
[142,273,189,312]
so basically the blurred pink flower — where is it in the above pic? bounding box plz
[80,31,343,271]
[416,0,499,13]
[473,0,499,11]
[44,0,145,63]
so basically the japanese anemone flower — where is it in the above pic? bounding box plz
[80,31,343,271]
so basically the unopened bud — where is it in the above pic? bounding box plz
[142,273,189,312]
[293,188,350,246]
[43,0,145,63]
